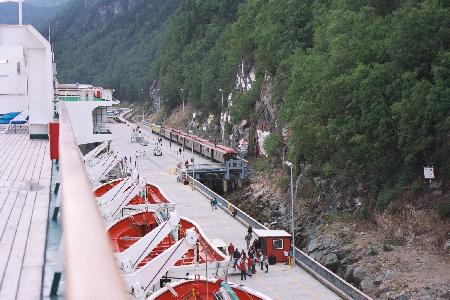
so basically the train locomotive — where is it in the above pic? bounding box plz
[150,124,236,163]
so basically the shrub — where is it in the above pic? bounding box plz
[368,247,379,256]
[253,158,270,172]
[383,242,394,252]
[435,202,450,219]
[264,132,282,158]
[376,185,405,211]
[276,174,290,190]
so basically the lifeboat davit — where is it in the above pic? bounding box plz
[148,278,272,300]
[94,178,124,197]
[94,178,174,221]
[95,178,171,206]
[107,211,226,268]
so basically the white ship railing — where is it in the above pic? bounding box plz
[59,103,128,299]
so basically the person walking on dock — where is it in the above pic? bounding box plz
[247,257,253,277]
[239,259,247,280]
[227,242,235,261]
[248,225,253,235]
[263,255,269,273]
[245,232,252,249]
[233,249,241,269]
[251,254,257,274]
[212,197,218,209]
[259,252,264,270]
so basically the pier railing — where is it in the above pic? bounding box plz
[185,174,372,300]
[59,103,128,299]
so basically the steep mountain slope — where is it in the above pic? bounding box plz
[152,0,450,209]
[27,0,69,6]
[0,2,60,26]
[51,0,180,101]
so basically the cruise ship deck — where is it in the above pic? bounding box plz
[110,122,342,300]
[0,130,51,299]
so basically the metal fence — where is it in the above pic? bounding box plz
[59,103,128,299]
[185,174,372,300]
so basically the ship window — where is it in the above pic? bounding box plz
[273,239,283,249]
[92,107,107,125]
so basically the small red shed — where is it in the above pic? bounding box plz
[254,229,292,264]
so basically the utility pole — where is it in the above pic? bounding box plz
[283,161,295,266]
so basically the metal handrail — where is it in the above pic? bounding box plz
[59,103,128,299]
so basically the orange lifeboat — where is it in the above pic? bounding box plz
[107,211,226,268]
[149,278,271,300]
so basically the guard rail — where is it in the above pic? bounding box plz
[185,174,372,300]
[59,103,128,299]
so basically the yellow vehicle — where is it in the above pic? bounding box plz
[150,123,161,134]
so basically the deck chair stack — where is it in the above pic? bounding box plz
[0,112,29,133]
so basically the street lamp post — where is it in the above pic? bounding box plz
[180,88,184,113]
[284,161,295,266]
[155,88,160,112]
[219,89,225,144]
[192,113,195,190]
[140,89,144,122]
[219,88,224,110]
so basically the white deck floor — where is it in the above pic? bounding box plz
[111,123,341,300]
[0,131,51,300]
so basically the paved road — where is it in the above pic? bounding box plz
[110,123,341,300]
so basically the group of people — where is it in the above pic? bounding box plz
[226,225,269,281]
[135,150,146,158]
[228,242,269,281]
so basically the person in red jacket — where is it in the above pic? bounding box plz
[227,242,234,260]
[239,259,247,280]
[247,257,253,277]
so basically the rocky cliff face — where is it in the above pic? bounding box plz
[227,63,278,157]
[228,170,450,300]
[95,0,137,27]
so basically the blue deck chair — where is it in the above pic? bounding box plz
[0,112,26,133]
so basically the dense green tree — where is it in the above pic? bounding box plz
[51,0,449,207]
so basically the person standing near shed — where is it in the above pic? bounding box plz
[227,242,235,260]
[239,259,247,280]
[245,232,252,249]
[233,249,241,269]
[259,252,264,270]
[263,255,269,273]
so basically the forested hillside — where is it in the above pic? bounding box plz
[51,0,180,101]
[50,0,449,209]
[0,1,62,26]
[152,0,450,209]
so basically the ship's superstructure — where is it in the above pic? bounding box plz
[55,83,117,146]
[0,24,54,138]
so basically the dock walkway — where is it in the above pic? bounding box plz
[111,123,341,300]
[0,130,51,300]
